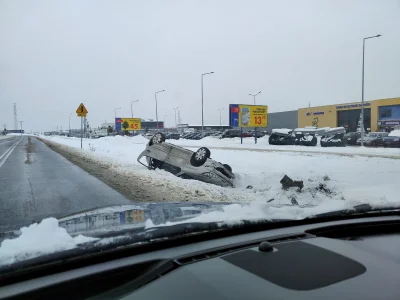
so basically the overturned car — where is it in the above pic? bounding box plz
[320,127,346,147]
[137,133,235,187]
[269,127,317,146]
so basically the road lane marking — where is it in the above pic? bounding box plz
[0,138,23,169]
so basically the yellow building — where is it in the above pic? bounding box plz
[298,97,400,133]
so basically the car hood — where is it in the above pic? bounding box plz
[0,202,313,239]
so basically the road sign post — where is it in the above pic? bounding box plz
[76,103,88,149]
[80,117,83,149]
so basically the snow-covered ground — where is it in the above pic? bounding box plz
[38,134,400,206]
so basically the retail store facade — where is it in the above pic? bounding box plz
[298,97,400,133]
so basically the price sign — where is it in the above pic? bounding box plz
[116,118,142,131]
[238,105,268,127]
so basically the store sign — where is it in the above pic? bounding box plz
[336,102,371,110]
[378,121,400,126]
[238,105,268,127]
[306,111,324,116]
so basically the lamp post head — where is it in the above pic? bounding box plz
[376,34,382,37]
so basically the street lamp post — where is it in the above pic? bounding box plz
[217,108,224,126]
[114,107,121,119]
[131,100,139,118]
[19,121,23,136]
[164,114,167,127]
[155,90,165,131]
[201,72,214,136]
[173,107,179,128]
[249,91,262,144]
[361,34,381,147]
[249,91,261,104]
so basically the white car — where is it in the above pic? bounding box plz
[137,133,235,187]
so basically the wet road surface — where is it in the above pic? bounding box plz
[0,136,132,230]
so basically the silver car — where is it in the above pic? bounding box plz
[137,133,235,187]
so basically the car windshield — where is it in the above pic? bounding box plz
[0,0,399,271]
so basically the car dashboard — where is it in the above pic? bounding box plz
[1,215,400,299]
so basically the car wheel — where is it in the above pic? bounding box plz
[321,141,326,147]
[371,141,377,146]
[190,147,211,167]
[223,164,232,173]
[149,132,166,146]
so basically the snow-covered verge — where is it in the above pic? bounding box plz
[0,218,98,266]
[38,135,400,207]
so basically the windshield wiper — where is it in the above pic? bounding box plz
[306,204,400,219]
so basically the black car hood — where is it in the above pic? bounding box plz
[383,136,400,140]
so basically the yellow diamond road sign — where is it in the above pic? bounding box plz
[76,103,88,117]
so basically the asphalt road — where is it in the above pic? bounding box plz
[0,136,132,230]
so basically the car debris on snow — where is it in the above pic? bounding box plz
[280,175,304,191]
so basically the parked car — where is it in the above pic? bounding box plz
[221,129,241,138]
[382,130,400,148]
[269,128,318,146]
[344,132,363,145]
[320,127,346,147]
[137,133,235,187]
[182,133,196,139]
[190,133,203,140]
[268,129,295,145]
[356,132,389,146]
[165,133,180,140]
[293,128,318,146]
[252,131,265,138]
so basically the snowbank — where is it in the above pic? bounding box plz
[0,218,98,266]
[38,134,400,207]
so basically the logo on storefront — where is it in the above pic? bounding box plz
[306,111,324,116]
[336,102,371,109]
[378,121,400,126]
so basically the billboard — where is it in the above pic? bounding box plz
[238,105,268,127]
[230,104,268,128]
[115,118,142,131]
[229,104,240,127]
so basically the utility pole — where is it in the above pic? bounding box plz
[131,100,139,118]
[217,108,224,126]
[201,72,214,136]
[69,113,72,137]
[155,90,165,131]
[173,107,179,128]
[13,103,18,130]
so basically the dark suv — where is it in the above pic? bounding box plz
[344,132,362,145]
[221,129,241,138]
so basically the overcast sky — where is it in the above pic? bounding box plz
[1,0,400,132]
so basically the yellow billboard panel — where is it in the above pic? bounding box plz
[238,105,268,127]
[120,118,142,130]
